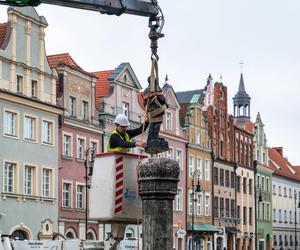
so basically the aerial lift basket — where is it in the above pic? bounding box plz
[89,152,146,223]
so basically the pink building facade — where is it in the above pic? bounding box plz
[47,53,103,240]
[160,82,187,250]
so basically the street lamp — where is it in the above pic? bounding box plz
[294,192,300,250]
[191,169,202,250]
[84,147,95,240]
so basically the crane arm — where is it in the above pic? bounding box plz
[0,0,159,17]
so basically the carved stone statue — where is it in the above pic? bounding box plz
[143,76,169,154]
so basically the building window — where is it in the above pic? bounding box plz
[42,120,54,145]
[166,112,171,130]
[225,198,230,217]
[42,168,52,197]
[225,170,230,187]
[24,115,36,141]
[175,188,183,211]
[205,159,210,181]
[63,182,72,207]
[122,102,129,118]
[220,140,224,157]
[262,202,265,220]
[290,210,293,223]
[4,110,18,137]
[231,199,235,218]
[63,134,72,157]
[205,194,210,216]
[197,193,203,216]
[167,147,173,159]
[289,188,292,198]
[279,186,282,196]
[249,179,253,195]
[214,197,219,218]
[274,235,277,246]
[243,206,247,225]
[273,184,276,195]
[219,169,224,186]
[214,167,218,185]
[237,176,240,192]
[16,75,23,93]
[24,165,35,195]
[267,203,270,221]
[284,210,287,223]
[76,184,85,209]
[237,206,240,220]
[284,187,287,197]
[176,149,183,171]
[188,189,193,215]
[279,235,282,246]
[220,198,224,217]
[249,207,252,225]
[189,156,194,177]
[279,209,282,222]
[273,209,276,221]
[4,162,16,193]
[69,96,76,117]
[231,171,235,188]
[90,140,98,154]
[82,101,89,120]
[243,177,247,194]
[31,80,38,98]
[196,129,200,144]
[266,178,270,192]
[196,158,202,179]
[77,138,85,160]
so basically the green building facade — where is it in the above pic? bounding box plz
[253,113,273,250]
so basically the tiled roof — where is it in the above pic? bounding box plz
[176,89,204,104]
[47,53,82,70]
[47,53,96,78]
[268,147,300,181]
[92,70,113,108]
[0,23,7,48]
[244,122,255,133]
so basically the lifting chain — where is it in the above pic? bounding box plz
[147,2,165,95]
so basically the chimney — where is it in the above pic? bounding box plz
[273,147,283,156]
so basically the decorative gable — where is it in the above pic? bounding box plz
[0,7,57,105]
[109,63,142,90]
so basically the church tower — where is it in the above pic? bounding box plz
[233,73,251,125]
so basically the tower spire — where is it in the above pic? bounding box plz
[233,65,251,125]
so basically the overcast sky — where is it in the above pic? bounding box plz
[0,0,299,164]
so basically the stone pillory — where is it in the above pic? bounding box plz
[139,158,180,250]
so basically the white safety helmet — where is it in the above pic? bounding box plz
[114,114,130,126]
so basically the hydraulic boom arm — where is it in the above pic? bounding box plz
[0,0,159,17]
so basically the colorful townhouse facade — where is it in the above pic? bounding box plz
[232,74,255,250]
[250,112,273,250]
[206,79,237,250]
[0,7,61,239]
[47,53,103,240]
[161,81,187,250]
[269,147,300,250]
[177,80,218,250]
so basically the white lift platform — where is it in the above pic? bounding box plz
[90,151,146,249]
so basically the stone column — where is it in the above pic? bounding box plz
[138,158,180,250]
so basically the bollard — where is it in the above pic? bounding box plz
[138,158,180,250]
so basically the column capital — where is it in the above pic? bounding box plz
[139,158,179,200]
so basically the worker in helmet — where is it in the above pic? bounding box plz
[107,114,148,152]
